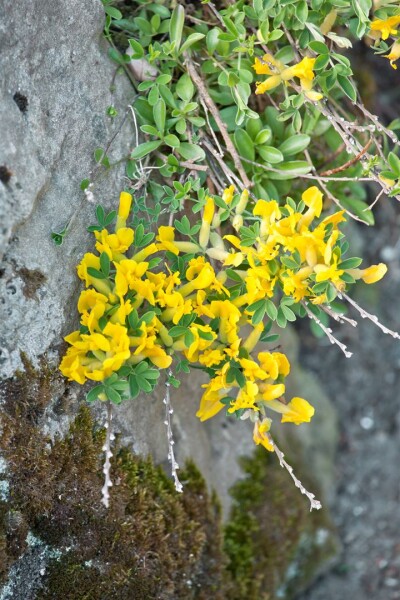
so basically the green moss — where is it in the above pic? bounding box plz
[1,362,231,599]
[224,447,339,600]
[0,359,338,599]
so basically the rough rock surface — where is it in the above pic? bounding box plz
[0,0,340,597]
[0,0,135,377]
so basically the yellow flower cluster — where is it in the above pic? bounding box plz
[60,187,387,453]
[253,54,323,101]
[369,15,400,69]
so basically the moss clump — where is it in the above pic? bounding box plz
[1,371,232,599]
[0,358,338,599]
[224,447,339,600]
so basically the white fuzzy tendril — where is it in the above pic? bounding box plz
[321,304,358,328]
[338,291,400,340]
[101,403,114,508]
[302,301,353,358]
[267,433,322,511]
[163,371,183,493]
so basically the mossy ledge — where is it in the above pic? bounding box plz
[0,359,339,599]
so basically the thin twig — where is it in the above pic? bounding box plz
[304,149,369,225]
[203,139,245,191]
[320,304,358,327]
[338,290,400,339]
[302,301,353,358]
[101,402,114,508]
[184,54,252,188]
[267,433,322,511]
[200,97,224,157]
[163,370,183,492]
[319,138,373,176]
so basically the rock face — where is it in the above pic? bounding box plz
[0,1,340,598]
[0,0,134,378]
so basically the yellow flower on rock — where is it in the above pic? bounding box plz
[116,191,132,230]
[95,228,134,261]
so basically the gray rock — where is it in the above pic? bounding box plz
[0,0,134,378]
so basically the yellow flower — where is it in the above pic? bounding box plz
[297,186,323,231]
[281,266,313,302]
[199,348,225,367]
[116,191,132,230]
[314,256,344,287]
[114,259,149,297]
[59,346,87,384]
[257,352,279,380]
[242,322,264,352]
[253,55,274,75]
[156,226,180,255]
[77,289,108,314]
[254,54,322,100]
[228,381,259,413]
[77,253,111,296]
[360,262,387,284]
[222,185,235,204]
[259,382,285,401]
[95,228,134,260]
[385,41,400,69]
[273,352,290,377]
[239,357,267,381]
[283,57,323,100]
[370,16,400,40]
[281,397,315,425]
[253,418,274,452]
[184,324,216,362]
[197,370,231,421]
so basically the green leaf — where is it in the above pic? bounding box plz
[341,196,374,225]
[279,134,310,157]
[178,143,206,162]
[176,73,194,102]
[268,161,312,179]
[100,252,110,277]
[128,38,144,59]
[169,326,188,338]
[169,4,185,52]
[131,140,162,160]
[179,32,205,55]
[129,374,140,399]
[138,311,156,325]
[265,299,278,321]
[388,152,400,177]
[87,267,106,280]
[106,387,122,404]
[337,75,357,102]
[136,375,153,393]
[338,257,362,269]
[234,129,255,162]
[308,41,329,54]
[86,385,104,403]
[252,305,266,325]
[153,98,166,134]
[80,178,90,191]
[164,134,180,148]
[257,146,284,164]
[104,5,122,20]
